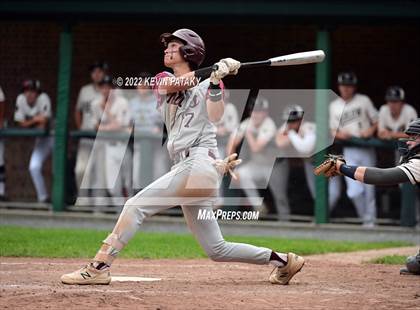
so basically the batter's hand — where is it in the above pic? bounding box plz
[220,58,241,75]
[210,61,230,84]
[213,153,242,180]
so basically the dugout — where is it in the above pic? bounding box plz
[0,0,419,226]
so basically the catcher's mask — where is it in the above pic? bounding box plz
[398,119,420,163]
[398,136,420,164]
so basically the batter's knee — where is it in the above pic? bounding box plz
[122,197,148,222]
[205,240,228,262]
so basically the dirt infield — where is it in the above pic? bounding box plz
[1,247,419,310]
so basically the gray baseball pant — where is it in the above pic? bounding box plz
[94,148,272,265]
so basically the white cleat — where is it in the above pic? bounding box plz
[269,252,305,285]
[61,264,111,285]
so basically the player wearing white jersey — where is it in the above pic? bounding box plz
[62,28,304,285]
[92,75,133,207]
[215,89,239,156]
[378,86,418,140]
[74,62,107,205]
[130,72,168,188]
[228,97,279,214]
[14,80,53,202]
[276,105,341,212]
[329,72,378,227]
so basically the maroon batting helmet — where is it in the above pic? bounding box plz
[160,29,205,68]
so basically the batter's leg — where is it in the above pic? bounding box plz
[92,158,219,266]
[182,205,271,264]
[182,204,305,284]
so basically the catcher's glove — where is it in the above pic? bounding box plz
[213,153,242,180]
[313,154,346,178]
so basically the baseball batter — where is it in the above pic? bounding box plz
[61,29,304,285]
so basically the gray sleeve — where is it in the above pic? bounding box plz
[364,167,410,185]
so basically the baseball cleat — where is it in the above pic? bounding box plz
[61,263,111,285]
[269,252,305,285]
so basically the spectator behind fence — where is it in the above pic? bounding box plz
[0,86,5,200]
[329,72,379,227]
[14,80,53,203]
[227,97,279,215]
[92,75,133,206]
[74,61,108,202]
[378,86,418,141]
[129,72,168,189]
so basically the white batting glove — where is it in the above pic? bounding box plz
[210,61,229,84]
[220,58,241,75]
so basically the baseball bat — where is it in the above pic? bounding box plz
[211,50,325,71]
[242,50,325,68]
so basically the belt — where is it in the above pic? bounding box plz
[173,147,217,164]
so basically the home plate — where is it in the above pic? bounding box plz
[111,276,161,282]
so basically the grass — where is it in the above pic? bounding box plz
[0,225,411,259]
[369,255,407,265]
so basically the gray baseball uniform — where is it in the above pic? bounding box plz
[94,72,272,265]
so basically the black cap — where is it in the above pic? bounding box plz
[283,105,304,122]
[337,72,358,86]
[405,119,420,136]
[22,79,41,93]
[98,75,114,86]
[89,61,109,72]
[385,86,405,102]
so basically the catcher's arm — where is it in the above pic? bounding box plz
[316,156,410,185]
[337,162,410,185]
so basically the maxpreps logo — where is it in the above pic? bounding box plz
[197,209,260,221]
